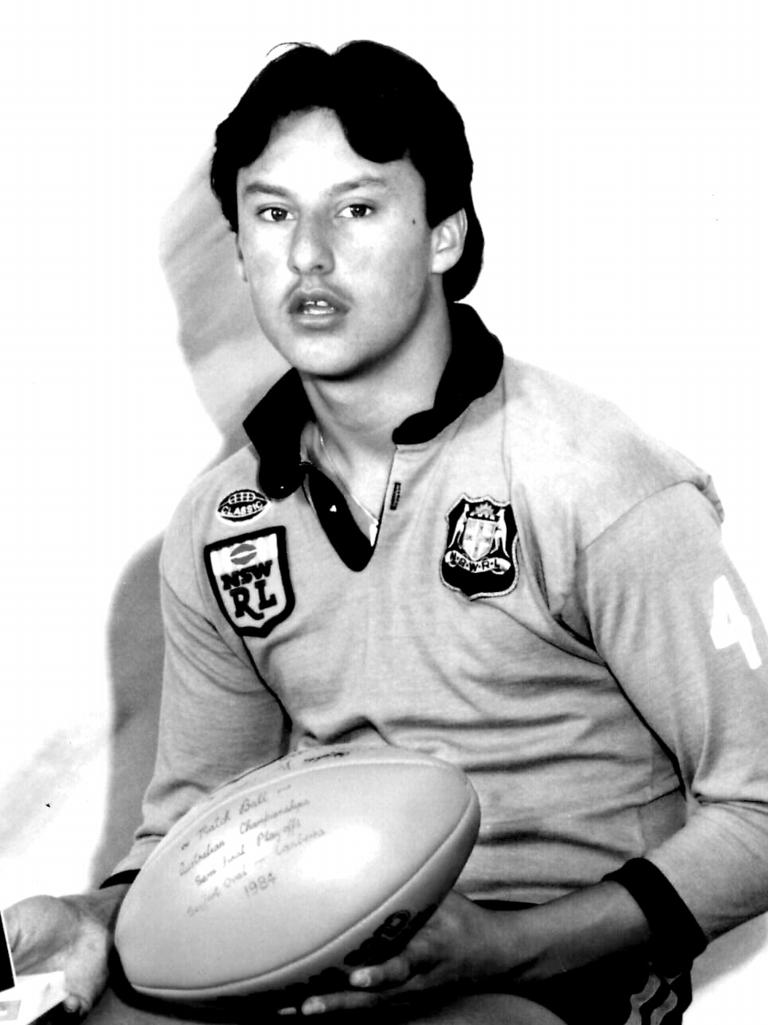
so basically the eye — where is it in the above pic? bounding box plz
[339,204,373,219]
[258,207,292,223]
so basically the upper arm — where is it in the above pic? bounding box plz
[112,535,288,874]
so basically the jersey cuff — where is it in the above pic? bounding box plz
[98,869,140,889]
[603,858,707,972]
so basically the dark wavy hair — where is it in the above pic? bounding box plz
[210,40,484,301]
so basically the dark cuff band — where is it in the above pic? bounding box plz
[99,869,140,889]
[603,857,707,973]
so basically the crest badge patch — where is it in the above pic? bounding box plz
[441,495,519,599]
[217,489,268,523]
[205,527,294,637]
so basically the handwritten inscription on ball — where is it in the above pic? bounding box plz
[115,746,480,1002]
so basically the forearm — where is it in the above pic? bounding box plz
[485,881,652,984]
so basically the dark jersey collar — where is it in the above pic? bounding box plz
[242,303,504,500]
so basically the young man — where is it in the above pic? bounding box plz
[6,41,768,1025]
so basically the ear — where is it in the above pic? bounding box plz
[235,241,248,283]
[430,209,468,276]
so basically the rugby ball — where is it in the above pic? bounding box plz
[115,746,480,1003]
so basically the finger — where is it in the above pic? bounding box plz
[300,991,382,1016]
[62,985,99,1017]
[63,957,109,1016]
[60,982,96,1017]
[63,994,87,1015]
[349,952,413,989]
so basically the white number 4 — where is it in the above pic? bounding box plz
[710,575,763,670]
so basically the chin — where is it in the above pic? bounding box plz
[300,361,364,383]
[282,338,368,381]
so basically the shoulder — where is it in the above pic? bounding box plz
[496,357,723,548]
[160,442,264,579]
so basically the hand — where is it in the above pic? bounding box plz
[3,887,129,1016]
[287,891,507,1017]
[281,878,654,1017]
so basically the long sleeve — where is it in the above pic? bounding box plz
[577,481,768,940]
[109,498,288,877]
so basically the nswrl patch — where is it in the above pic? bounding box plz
[441,495,519,600]
[205,527,294,637]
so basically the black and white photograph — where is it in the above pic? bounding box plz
[0,3,766,1023]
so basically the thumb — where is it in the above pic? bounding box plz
[61,960,109,1016]
[63,993,86,1015]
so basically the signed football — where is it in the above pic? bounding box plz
[114,745,480,1002]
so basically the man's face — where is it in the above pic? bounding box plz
[235,108,455,383]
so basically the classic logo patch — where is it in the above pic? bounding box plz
[441,496,519,599]
[205,527,294,637]
[217,489,268,523]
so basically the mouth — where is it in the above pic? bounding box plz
[296,299,337,316]
[289,290,349,319]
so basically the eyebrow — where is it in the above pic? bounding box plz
[240,176,390,199]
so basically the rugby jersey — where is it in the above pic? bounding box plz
[114,304,768,963]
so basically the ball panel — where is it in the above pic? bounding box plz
[115,746,480,1001]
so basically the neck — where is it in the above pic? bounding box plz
[301,299,452,514]
[302,301,452,474]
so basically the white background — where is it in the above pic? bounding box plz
[0,1,766,1021]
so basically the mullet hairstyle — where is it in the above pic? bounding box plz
[210,40,484,301]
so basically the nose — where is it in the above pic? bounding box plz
[289,214,334,276]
